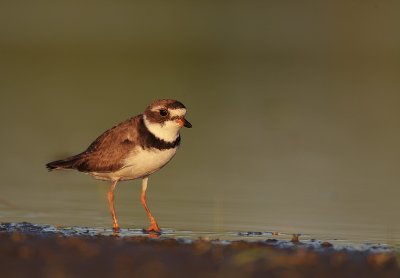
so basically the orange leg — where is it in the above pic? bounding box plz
[107,180,120,232]
[140,177,161,232]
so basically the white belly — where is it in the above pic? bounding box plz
[91,147,178,181]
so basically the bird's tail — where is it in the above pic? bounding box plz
[46,155,81,171]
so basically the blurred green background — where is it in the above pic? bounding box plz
[1,1,399,243]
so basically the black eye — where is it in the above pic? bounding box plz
[159,109,168,116]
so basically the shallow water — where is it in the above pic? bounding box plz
[1,1,400,247]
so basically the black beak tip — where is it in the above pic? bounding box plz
[184,119,192,128]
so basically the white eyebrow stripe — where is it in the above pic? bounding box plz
[151,106,164,111]
[169,108,186,117]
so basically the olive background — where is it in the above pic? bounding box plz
[1,1,399,244]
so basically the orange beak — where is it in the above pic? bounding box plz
[176,118,192,128]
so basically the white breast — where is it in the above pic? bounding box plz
[91,147,178,181]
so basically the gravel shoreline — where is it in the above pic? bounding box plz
[1,223,399,277]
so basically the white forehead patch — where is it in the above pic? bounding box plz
[151,107,186,117]
[169,108,186,117]
[151,106,164,111]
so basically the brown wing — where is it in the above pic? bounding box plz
[67,115,141,173]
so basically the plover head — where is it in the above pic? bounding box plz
[143,99,192,142]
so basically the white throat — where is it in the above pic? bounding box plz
[143,115,180,143]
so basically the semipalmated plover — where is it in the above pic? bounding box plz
[46,99,192,232]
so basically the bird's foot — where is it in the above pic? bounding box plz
[143,223,161,234]
[112,226,120,234]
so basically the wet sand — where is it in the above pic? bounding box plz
[1,223,399,278]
